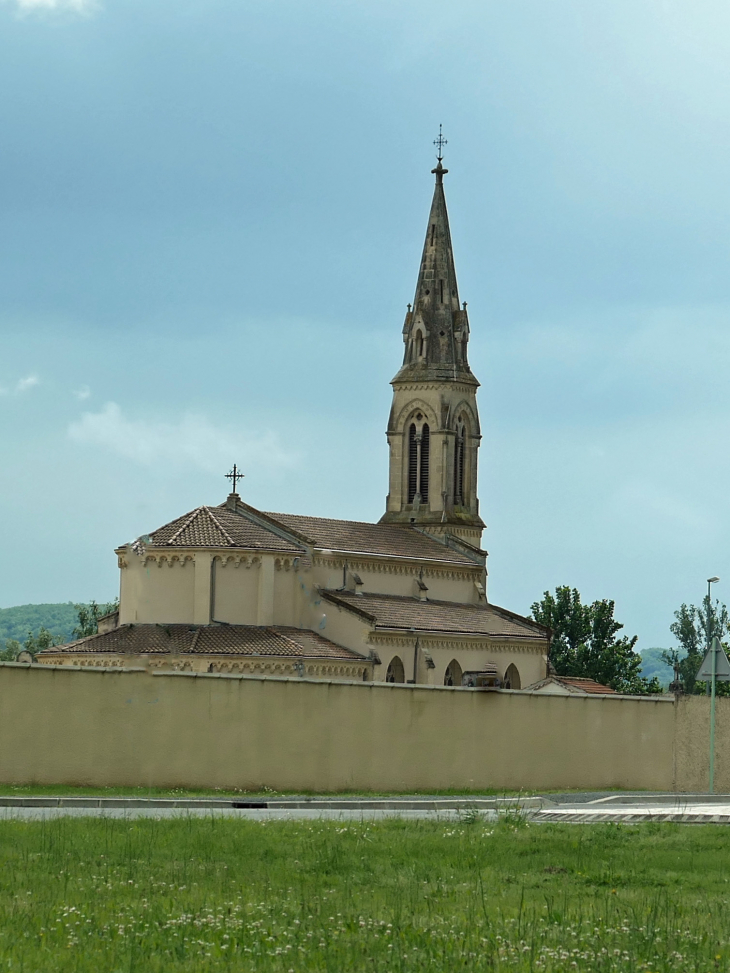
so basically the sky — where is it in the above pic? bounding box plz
[2,0,730,649]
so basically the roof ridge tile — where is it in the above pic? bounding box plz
[166,506,206,545]
[201,506,236,546]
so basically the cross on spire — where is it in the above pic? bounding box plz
[225,464,244,494]
[433,124,447,161]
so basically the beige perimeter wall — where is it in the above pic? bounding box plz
[4,663,722,793]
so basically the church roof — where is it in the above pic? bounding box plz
[264,511,479,566]
[321,591,548,641]
[133,499,479,567]
[145,505,303,553]
[39,624,365,662]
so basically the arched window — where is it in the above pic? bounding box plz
[407,424,418,503]
[386,656,405,684]
[504,664,521,690]
[420,424,429,503]
[415,331,424,359]
[407,417,430,505]
[453,417,466,506]
[444,659,462,687]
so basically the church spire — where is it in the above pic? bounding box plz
[381,136,484,547]
[394,135,474,383]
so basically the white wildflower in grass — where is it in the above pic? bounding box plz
[0,817,726,969]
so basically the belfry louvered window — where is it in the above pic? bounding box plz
[454,419,465,505]
[407,419,430,505]
[408,424,418,503]
[420,424,430,502]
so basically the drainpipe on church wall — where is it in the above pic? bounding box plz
[411,636,419,685]
[210,555,216,624]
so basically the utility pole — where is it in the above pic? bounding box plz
[708,578,719,793]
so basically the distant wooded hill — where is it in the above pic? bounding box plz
[639,647,673,687]
[0,603,81,645]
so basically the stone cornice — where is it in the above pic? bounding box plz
[122,549,307,570]
[390,381,478,394]
[367,632,547,653]
[313,554,479,579]
[37,654,370,677]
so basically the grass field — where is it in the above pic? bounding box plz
[0,814,728,971]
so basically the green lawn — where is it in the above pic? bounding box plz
[0,815,727,971]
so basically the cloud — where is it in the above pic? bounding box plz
[0,374,40,395]
[15,374,39,392]
[3,0,97,12]
[68,402,295,474]
[73,385,91,401]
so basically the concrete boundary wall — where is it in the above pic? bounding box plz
[2,662,718,793]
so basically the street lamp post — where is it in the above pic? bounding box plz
[708,576,720,794]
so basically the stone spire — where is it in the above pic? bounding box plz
[393,158,475,384]
[380,146,484,548]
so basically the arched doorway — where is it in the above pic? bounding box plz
[386,656,405,683]
[444,659,462,687]
[504,663,521,690]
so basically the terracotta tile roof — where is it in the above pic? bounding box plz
[39,625,364,662]
[554,677,617,695]
[134,499,479,566]
[264,512,478,566]
[145,506,303,553]
[524,676,616,694]
[322,591,549,641]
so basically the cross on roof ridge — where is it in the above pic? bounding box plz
[226,464,244,494]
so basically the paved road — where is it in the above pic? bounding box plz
[536,794,730,824]
[0,807,493,821]
[0,793,728,822]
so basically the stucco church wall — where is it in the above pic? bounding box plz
[0,663,706,792]
[119,556,195,625]
[309,559,480,604]
[300,599,372,662]
[272,567,298,627]
[212,562,260,625]
[427,644,546,689]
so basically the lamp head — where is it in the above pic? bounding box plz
[709,577,720,584]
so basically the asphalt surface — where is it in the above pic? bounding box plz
[0,793,727,822]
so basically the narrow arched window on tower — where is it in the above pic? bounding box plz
[420,424,430,503]
[454,419,465,506]
[430,224,436,246]
[439,280,444,303]
[407,424,418,503]
[414,331,424,359]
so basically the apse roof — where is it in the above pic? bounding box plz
[39,624,365,661]
[144,505,303,553]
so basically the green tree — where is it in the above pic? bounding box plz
[0,639,23,662]
[661,597,730,695]
[530,586,662,695]
[72,599,119,639]
[0,627,64,661]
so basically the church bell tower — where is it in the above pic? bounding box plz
[380,141,484,548]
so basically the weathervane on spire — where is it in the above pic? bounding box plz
[226,464,244,494]
[433,124,447,161]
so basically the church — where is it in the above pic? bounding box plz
[39,149,550,687]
